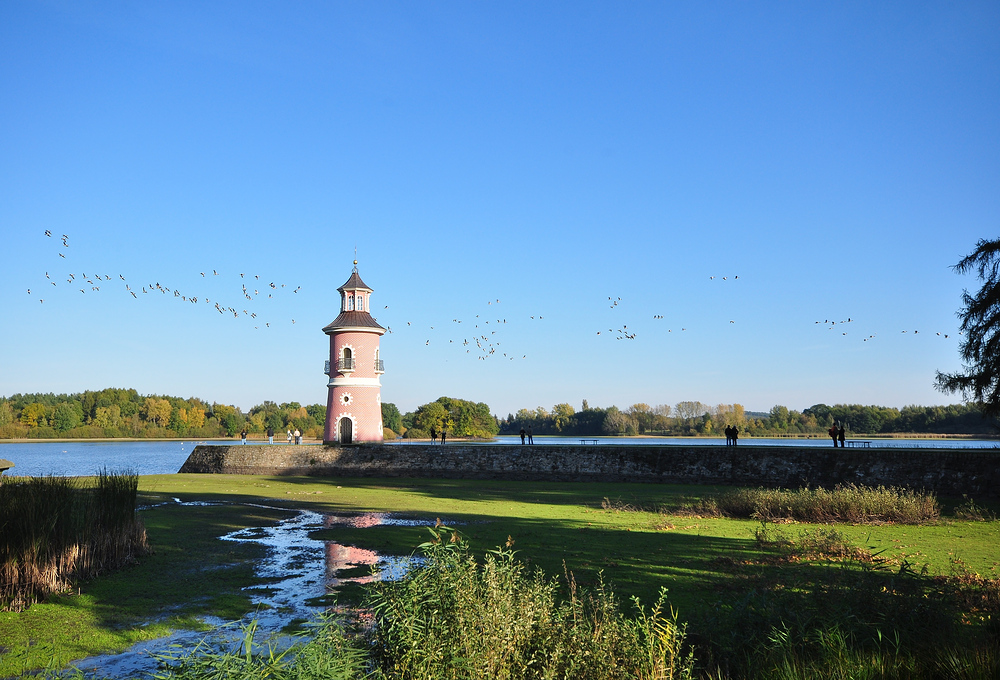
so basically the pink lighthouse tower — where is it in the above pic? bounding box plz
[322,262,386,444]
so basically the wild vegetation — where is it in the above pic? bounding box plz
[1,476,997,678]
[0,470,148,611]
[94,521,1000,680]
[606,484,943,524]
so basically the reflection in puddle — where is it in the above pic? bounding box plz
[71,501,437,679]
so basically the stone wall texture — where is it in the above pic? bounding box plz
[179,443,999,497]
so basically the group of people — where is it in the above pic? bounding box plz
[519,427,534,444]
[828,422,847,447]
[428,427,447,444]
[239,427,301,444]
[724,425,740,446]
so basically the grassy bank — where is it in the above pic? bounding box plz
[0,475,997,677]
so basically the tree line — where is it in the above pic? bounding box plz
[0,389,499,441]
[0,389,328,440]
[499,400,999,436]
[2,389,995,441]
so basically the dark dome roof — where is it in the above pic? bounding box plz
[322,310,386,334]
[338,271,371,292]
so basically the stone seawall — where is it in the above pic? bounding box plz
[179,444,999,497]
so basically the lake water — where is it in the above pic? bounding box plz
[0,436,996,477]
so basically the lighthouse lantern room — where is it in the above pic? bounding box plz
[322,262,386,443]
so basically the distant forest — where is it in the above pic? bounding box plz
[0,389,496,441]
[497,401,1000,437]
[1,389,996,440]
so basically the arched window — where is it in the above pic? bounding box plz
[357,295,364,311]
[348,295,354,310]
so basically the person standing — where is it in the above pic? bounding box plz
[430,427,437,444]
[731,426,739,447]
[527,427,534,445]
[287,429,293,444]
[294,428,301,444]
[519,427,526,445]
[441,430,447,445]
[724,425,732,447]
[828,423,839,447]
[838,424,846,448]
[267,426,274,445]
[240,428,247,445]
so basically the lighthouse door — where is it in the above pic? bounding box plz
[339,417,353,443]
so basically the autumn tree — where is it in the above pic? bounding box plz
[142,398,172,427]
[552,403,575,431]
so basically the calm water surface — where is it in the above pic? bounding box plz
[1,436,996,477]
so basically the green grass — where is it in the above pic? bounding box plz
[0,497,294,675]
[0,474,998,677]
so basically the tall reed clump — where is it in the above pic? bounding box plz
[0,469,148,611]
[366,525,695,680]
[670,484,940,523]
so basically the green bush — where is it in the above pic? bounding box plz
[366,525,694,680]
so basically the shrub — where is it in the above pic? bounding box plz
[366,525,695,680]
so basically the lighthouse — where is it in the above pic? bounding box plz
[322,263,386,444]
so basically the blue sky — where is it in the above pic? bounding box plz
[2,2,997,418]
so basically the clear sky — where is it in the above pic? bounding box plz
[2,2,998,418]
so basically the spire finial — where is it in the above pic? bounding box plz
[353,246,358,272]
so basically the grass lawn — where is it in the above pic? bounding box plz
[1,474,997,676]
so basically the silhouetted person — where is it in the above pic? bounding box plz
[430,427,437,444]
[519,427,526,445]
[829,423,839,447]
[724,425,732,446]
[441,431,447,445]
[731,427,739,447]
[838,424,846,447]
[528,427,534,444]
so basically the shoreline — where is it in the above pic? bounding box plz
[2,433,997,444]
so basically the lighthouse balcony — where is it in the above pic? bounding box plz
[336,358,356,373]
[374,359,385,374]
[324,360,330,375]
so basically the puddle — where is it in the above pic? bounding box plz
[70,502,437,679]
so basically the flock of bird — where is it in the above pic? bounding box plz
[30,231,301,329]
[813,317,956,343]
[30,236,958,360]
[390,300,535,361]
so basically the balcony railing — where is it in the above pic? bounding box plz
[374,359,385,373]
[337,357,355,372]
[324,360,330,375]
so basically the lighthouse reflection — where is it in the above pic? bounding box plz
[321,513,428,589]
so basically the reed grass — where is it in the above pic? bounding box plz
[0,470,148,611]
[365,524,695,680]
[638,484,941,523]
